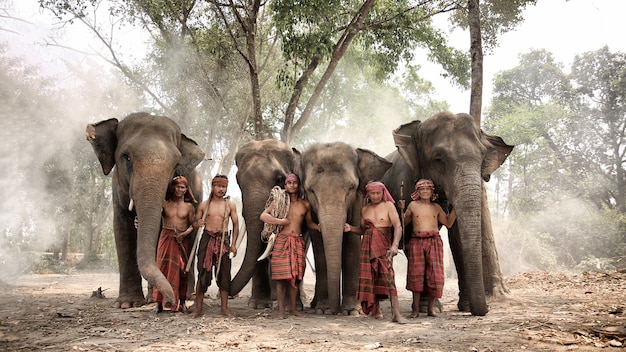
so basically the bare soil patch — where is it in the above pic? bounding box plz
[0,268,624,351]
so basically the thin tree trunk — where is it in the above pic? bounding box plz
[468,0,483,122]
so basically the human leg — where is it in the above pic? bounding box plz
[410,291,421,318]
[276,280,287,319]
[220,288,234,317]
[289,284,304,317]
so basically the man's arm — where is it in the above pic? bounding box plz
[260,202,289,226]
[304,201,320,232]
[438,205,457,228]
[388,202,402,256]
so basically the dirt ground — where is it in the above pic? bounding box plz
[0,264,625,351]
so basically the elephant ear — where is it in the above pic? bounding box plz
[355,148,392,193]
[481,133,514,181]
[176,134,205,176]
[85,118,118,175]
[392,120,421,175]
[291,147,303,179]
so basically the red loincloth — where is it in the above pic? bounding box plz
[153,227,189,311]
[197,229,231,293]
[270,232,306,288]
[405,230,444,298]
[356,220,397,315]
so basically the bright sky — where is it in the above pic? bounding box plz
[428,0,626,113]
[3,0,625,115]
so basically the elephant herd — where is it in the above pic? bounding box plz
[86,111,513,317]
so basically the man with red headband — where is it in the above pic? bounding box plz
[153,176,197,313]
[346,180,407,324]
[399,179,456,318]
[260,173,319,319]
[192,174,239,317]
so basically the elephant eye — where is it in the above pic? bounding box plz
[121,152,131,163]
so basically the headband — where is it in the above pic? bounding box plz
[411,179,438,201]
[212,176,229,187]
[285,173,300,184]
[365,181,395,204]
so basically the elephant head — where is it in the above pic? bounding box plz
[230,139,302,308]
[86,112,204,308]
[301,142,391,314]
[383,111,513,316]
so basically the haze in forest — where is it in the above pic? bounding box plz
[0,0,624,279]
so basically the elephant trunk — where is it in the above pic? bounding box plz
[134,168,176,307]
[454,171,488,316]
[316,205,347,313]
[230,189,268,295]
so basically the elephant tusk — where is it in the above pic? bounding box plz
[257,233,276,261]
[128,198,134,212]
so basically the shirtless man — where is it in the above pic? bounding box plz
[192,174,239,317]
[399,179,456,318]
[260,173,319,319]
[154,176,197,313]
[346,181,407,324]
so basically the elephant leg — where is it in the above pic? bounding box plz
[340,232,361,315]
[114,210,146,308]
[448,226,470,312]
[309,231,329,314]
[248,261,273,309]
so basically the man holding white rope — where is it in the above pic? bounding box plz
[260,173,319,319]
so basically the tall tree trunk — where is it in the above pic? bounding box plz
[468,0,508,298]
[468,0,483,122]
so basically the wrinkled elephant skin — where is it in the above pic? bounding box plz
[86,112,204,309]
[381,112,513,316]
[302,142,391,315]
[230,139,302,308]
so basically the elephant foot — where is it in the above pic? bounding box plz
[114,298,145,309]
[457,298,470,312]
[247,298,273,309]
[340,307,361,316]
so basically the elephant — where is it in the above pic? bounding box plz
[229,139,302,308]
[86,112,204,309]
[301,142,392,315]
[380,111,513,316]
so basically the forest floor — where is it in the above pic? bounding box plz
[0,264,625,351]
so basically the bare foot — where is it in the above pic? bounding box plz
[427,311,438,317]
[192,308,203,318]
[179,301,188,314]
[221,309,234,318]
[409,311,419,318]
[392,314,408,324]
[291,310,304,318]
[277,313,286,319]
[373,311,384,319]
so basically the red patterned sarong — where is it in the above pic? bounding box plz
[406,230,444,298]
[356,220,396,315]
[197,229,231,292]
[270,232,306,288]
[153,227,189,311]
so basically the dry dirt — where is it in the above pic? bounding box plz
[0,266,625,352]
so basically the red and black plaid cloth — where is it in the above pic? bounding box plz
[197,230,231,292]
[153,228,189,311]
[356,220,396,315]
[271,232,306,288]
[405,230,445,298]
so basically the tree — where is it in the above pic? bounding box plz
[569,46,626,212]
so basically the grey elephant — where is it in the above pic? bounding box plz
[381,111,513,316]
[301,142,392,315]
[86,112,204,308]
[229,139,302,308]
